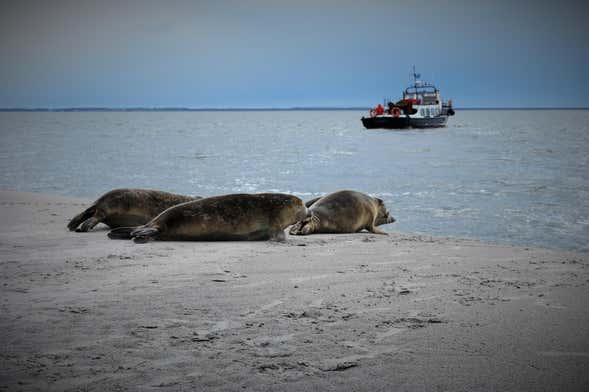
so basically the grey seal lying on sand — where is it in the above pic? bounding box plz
[68,188,198,232]
[289,190,395,235]
[108,193,308,243]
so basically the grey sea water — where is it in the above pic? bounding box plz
[1,110,588,252]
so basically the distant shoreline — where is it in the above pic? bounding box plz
[1,107,588,112]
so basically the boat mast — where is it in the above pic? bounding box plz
[411,65,421,99]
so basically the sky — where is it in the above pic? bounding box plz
[1,0,587,108]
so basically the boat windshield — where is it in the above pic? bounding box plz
[403,84,439,104]
[404,85,437,95]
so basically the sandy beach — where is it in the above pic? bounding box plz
[1,190,588,391]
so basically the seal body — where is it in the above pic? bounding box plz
[68,188,198,232]
[108,193,308,243]
[289,190,395,235]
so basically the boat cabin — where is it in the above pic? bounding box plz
[403,83,440,105]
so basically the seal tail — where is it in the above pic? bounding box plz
[107,226,136,240]
[67,205,97,231]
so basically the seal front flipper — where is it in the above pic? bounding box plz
[367,223,388,235]
[107,227,136,239]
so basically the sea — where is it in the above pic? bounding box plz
[1,109,588,252]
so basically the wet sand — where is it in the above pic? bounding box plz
[1,190,588,391]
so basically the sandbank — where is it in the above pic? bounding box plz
[1,190,588,391]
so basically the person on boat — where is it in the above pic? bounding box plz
[375,104,384,115]
[386,101,394,115]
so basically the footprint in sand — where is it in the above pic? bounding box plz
[249,334,295,358]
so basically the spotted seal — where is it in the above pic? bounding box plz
[108,193,308,243]
[68,188,198,232]
[289,190,395,235]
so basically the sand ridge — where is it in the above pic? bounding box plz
[1,190,588,391]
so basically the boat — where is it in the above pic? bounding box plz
[361,67,455,129]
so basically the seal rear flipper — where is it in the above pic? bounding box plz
[130,227,160,243]
[67,205,97,231]
[77,217,101,232]
[289,221,304,235]
[107,227,136,240]
[289,213,319,235]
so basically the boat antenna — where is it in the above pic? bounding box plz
[412,65,420,85]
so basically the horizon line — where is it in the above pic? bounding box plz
[1,106,588,112]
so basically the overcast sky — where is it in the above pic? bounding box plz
[1,0,587,108]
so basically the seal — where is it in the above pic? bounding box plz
[289,190,395,235]
[107,193,308,243]
[67,188,199,232]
